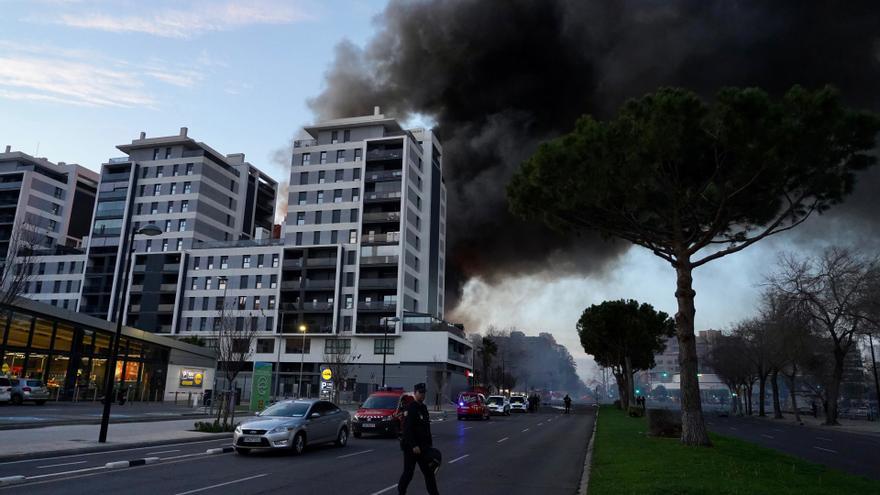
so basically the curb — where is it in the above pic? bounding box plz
[0,476,25,486]
[206,447,235,455]
[105,457,159,469]
[0,432,232,463]
[578,408,599,495]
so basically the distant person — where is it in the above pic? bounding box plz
[811,401,817,418]
[563,394,572,414]
[398,383,439,495]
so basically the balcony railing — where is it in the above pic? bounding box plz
[307,257,338,267]
[358,278,397,289]
[293,139,318,148]
[360,255,399,266]
[283,259,303,269]
[98,189,129,200]
[366,149,403,161]
[357,301,397,311]
[362,211,401,223]
[361,232,400,244]
[101,172,131,183]
[281,279,337,290]
[365,170,403,181]
[364,191,402,201]
[449,350,473,365]
[355,324,397,334]
[195,238,283,249]
[108,157,130,164]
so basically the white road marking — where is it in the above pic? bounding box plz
[816,437,833,442]
[728,427,738,431]
[537,423,544,426]
[174,473,269,495]
[462,426,473,430]
[36,461,87,469]
[336,449,375,459]
[521,428,530,432]
[497,437,509,443]
[761,434,774,439]
[369,484,398,495]
[145,450,180,456]
[772,428,783,433]
[449,454,470,464]
[0,438,230,466]
[27,465,108,480]
[813,446,838,454]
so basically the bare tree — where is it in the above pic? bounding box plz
[211,299,261,429]
[707,335,752,415]
[432,369,449,411]
[769,248,880,425]
[0,221,47,305]
[733,318,774,416]
[323,344,360,403]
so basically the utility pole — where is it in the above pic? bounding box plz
[868,333,880,420]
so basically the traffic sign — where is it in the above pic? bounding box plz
[1,363,8,375]
[321,368,333,381]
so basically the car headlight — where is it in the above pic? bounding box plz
[268,425,290,434]
[234,425,242,434]
[353,415,361,421]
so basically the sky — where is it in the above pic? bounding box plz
[2,0,872,383]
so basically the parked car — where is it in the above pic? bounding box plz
[509,394,528,413]
[486,395,510,416]
[233,399,350,455]
[0,376,12,404]
[352,388,414,438]
[457,392,490,420]
[10,378,49,405]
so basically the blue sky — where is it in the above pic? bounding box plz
[0,0,381,181]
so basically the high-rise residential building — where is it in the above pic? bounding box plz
[78,128,277,333]
[1,147,98,309]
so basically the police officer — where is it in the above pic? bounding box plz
[398,382,439,495]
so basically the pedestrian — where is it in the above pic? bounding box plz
[398,382,439,495]
[563,394,572,414]
[811,401,817,418]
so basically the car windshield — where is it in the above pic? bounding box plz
[510,396,525,403]
[260,402,310,417]
[487,397,504,405]
[362,396,399,410]
[459,395,478,404]
[27,380,42,387]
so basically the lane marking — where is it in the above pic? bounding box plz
[772,428,783,433]
[813,446,838,454]
[36,461,88,469]
[449,454,469,464]
[174,473,269,495]
[369,484,398,495]
[537,423,544,426]
[145,450,180,456]
[497,437,509,443]
[761,434,774,439]
[462,426,473,430]
[521,428,530,432]
[728,427,738,431]
[0,438,230,466]
[26,465,107,480]
[336,449,374,459]
[816,437,833,442]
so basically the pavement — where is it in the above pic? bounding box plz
[0,405,596,494]
[705,414,880,481]
[0,402,214,430]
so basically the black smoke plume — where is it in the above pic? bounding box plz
[308,0,880,310]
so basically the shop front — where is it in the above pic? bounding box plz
[0,299,214,402]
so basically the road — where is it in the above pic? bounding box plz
[705,414,880,480]
[0,405,595,494]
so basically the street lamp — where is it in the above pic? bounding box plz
[297,323,307,398]
[381,317,400,389]
[99,223,161,443]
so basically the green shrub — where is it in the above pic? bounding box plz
[194,420,235,433]
[627,405,645,417]
[613,399,621,409]
[646,408,681,437]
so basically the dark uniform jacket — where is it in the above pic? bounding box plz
[401,400,432,451]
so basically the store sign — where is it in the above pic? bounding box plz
[321,368,333,381]
[179,368,205,388]
[250,362,272,412]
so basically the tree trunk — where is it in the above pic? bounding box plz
[613,371,627,409]
[758,374,767,417]
[770,370,783,419]
[674,260,711,446]
[826,348,845,426]
[746,383,753,416]
[624,355,635,408]
[787,370,801,424]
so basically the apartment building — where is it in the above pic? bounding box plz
[1,147,98,309]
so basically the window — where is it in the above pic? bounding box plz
[218,256,227,269]
[165,147,172,159]
[330,230,338,243]
[242,255,251,268]
[350,208,358,222]
[136,204,143,215]
[352,188,360,202]
[186,163,193,175]
[177,239,183,251]
[161,239,169,252]
[66,280,73,292]
[343,129,351,142]
[167,202,174,213]
[257,254,264,268]
[153,148,159,160]
[139,185,146,196]
[320,151,327,164]
[53,280,61,292]
[298,192,307,205]
[318,171,326,184]
[199,317,206,331]
[226,214,232,226]
[315,211,322,224]
[173,164,179,176]
[69,262,77,274]
[150,202,159,214]
[313,231,321,244]
[353,168,361,181]
[202,298,209,311]
[270,274,278,289]
[354,149,362,161]
[256,339,274,354]
[336,150,345,163]
[142,168,149,178]
[207,256,214,269]
[266,317,274,332]
[325,339,351,355]
[345,272,354,287]
[253,296,261,310]
[417,176,422,190]
[302,153,311,166]
[345,295,353,309]
[188,298,195,311]
[272,254,279,268]
[186,319,192,332]
[51,203,60,215]
[347,251,356,265]
[205,277,213,290]
[335,169,344,182]
[268,296,276,309]
[146,240,152,252]
[300,171,308,184]
[48,220,57,231]
[286,338,311,354]
[178,219,186,231]
[165,220,172,232]
[181,200,189,212]
[349,229,357,244]
[375,338,395,355]
[58,261,65,273]
[332,210,341,224]
[183,182,191,194]
[238,296,247,310]
[317,191,324,203]
[255,275,263,289]
[331,130,339,144]
[153,184,162,196]
[215,298,225,310]
[416,196,421,209]
[295,232,303,245]
[170,183,177,194]
[156,166,164,178]
[296,212,305,225]
[334,189,343,203]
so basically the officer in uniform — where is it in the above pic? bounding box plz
[398,382,439,495]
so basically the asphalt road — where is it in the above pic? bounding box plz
[705,414,880,480]
[0,405,595,494]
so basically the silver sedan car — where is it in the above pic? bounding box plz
[233,399,351,455]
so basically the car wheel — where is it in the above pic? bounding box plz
[35,400,46,406]
[292,432,306,455]
[11,395,22,406]
[234,447,251,455]
[353,431,362,438]
[335,427,348,447]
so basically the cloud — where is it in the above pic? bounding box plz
[51,1,313,38]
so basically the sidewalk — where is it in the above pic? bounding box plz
[753,412,880,436]
[0,401,218,430]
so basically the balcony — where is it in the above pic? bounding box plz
[358,278,397,290]
[365,170,403,181]
[362,211,400,223]
[108,157,130,164]
[449,350,473,366]
[95,208,125,219]
[160,283,178,292]
[157,303,176,312]
[364,191,402,202]
[281,279,337,290]
[360,255,399,266]
[355,324,397,335]
[366,149,403,161]
[98,189,129,200]
[357,301,397,311]
[293,139,318,148]
[283,259,303,269]
[162,263,180,272]
[361,232,400,245]
[101,172,131,183]
[307,257,338,268]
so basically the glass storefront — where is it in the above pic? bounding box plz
[0,306,171,401]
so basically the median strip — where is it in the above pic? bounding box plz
[206,447,235,455]
[0,476,25,486]
[106,457,159,469]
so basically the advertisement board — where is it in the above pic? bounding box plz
[178,368,205,388]
[250,361,273,412]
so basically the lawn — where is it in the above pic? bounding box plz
[589,406,880,495]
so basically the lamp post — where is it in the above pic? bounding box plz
[98,223,161,443]
[381,317,400,389]
[297,323,307,398]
